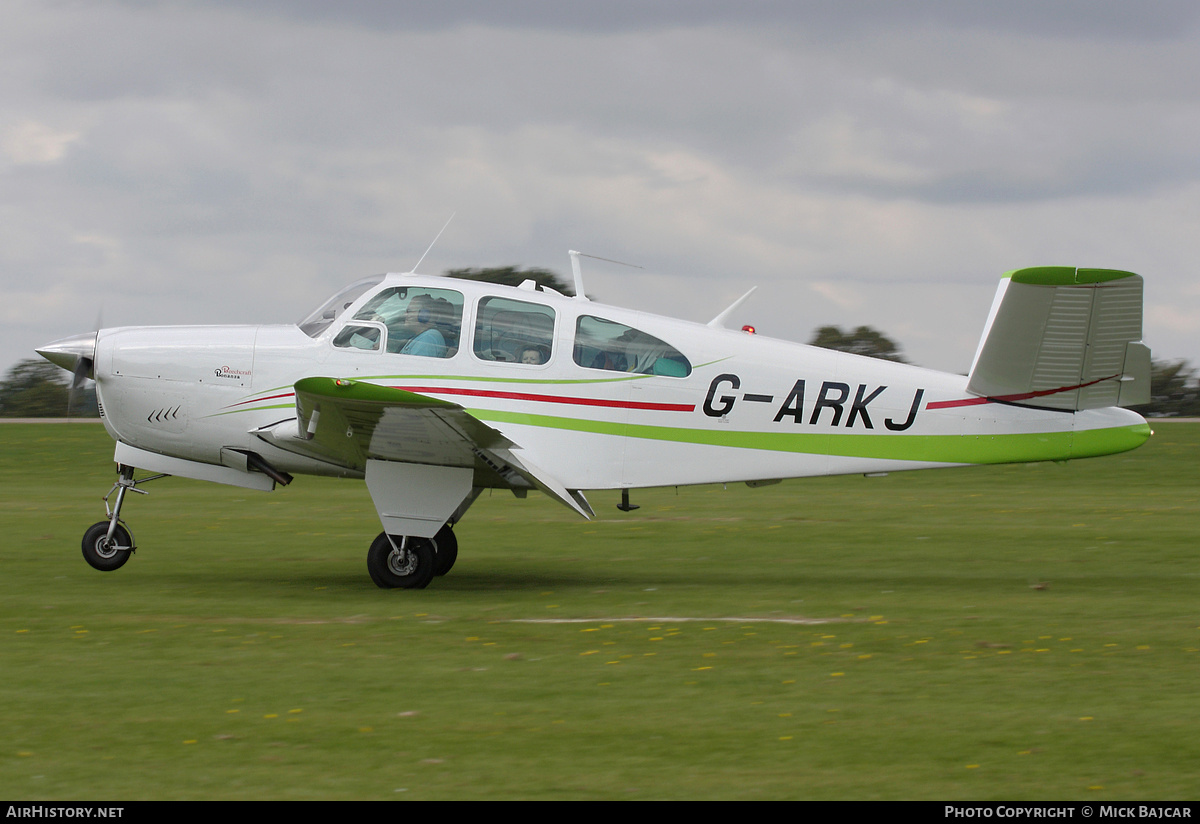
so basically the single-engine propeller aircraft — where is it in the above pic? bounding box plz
[38,256,1152,588]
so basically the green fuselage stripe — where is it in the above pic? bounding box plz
[467,409,1151,465]
[207,402,295,417]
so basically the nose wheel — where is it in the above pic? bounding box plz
[81,521,135,571]
[80,464,166,572]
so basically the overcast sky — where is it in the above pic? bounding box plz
[5,0,1198,377]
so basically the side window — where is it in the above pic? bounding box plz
[473,297,555,364]
[334,286,464,358]
[573,315,692,377]
[332,321,385,352]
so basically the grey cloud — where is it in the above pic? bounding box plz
[175,0,1200,41]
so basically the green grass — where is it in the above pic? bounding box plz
[1,421,1197,799]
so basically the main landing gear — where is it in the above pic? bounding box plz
[366,524,458,590]
[81,465,165,572]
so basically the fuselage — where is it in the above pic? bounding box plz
[88,273,1151,492]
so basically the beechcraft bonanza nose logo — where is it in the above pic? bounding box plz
[214,366,252,380]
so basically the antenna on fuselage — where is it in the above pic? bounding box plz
[410,212,456,274]
[707,286,758,328]
[568,250,643,301]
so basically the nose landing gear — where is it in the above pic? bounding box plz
[80,465,166,572]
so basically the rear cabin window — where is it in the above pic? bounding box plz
[333,286,464,358]
[472,297,555,365]
[573,315,691,377]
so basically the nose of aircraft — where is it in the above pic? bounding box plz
[36,331,97,380]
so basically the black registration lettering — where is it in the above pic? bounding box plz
[885,388,924,431]
[772,380,806,423]
[703,374,741,417]
[846,384,886,429]
[809,381,850,426]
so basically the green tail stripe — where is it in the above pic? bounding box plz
[1004,267,1138,286]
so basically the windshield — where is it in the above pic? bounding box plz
[297,275,385,338]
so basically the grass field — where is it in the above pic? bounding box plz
[1,420,1197,800]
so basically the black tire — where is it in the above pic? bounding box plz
[81,521,134,572]
[367,533,436,589]
[432,524,458,576]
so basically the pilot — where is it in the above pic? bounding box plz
[399,295,447,358]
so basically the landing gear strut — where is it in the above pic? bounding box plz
[80,465,166,572]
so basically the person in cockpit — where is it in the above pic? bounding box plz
[397,295,447,358]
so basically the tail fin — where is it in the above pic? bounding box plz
[966,267,1150,411]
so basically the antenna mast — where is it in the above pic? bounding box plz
[568,250,643,300]
[411,212,456,274]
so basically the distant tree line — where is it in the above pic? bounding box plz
[447,266,575,296]
[807,325,908,363]
[1131,359,1200,418]
[0,359,98,417]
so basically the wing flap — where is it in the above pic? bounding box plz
[493,447,595,519]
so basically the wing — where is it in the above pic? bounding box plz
[252,377,593,519]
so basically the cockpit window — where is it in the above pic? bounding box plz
[298,275,385,338]
[472,297,555,364]
[340,286,464,358]
[573,315,691,377]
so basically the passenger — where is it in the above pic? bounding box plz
[520,346,545,365]
[591,349,627,372]
[593,332,640,371]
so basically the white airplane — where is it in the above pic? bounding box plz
[37,256,1152,588]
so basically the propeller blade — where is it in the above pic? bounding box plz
[67,355,93,417]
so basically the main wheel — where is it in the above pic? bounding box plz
[432,524,458,576]
[367,533,436,589]
[81,521,134,572]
